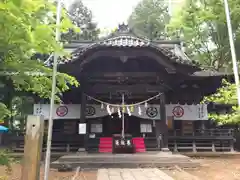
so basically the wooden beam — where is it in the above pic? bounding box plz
[76,72,176,85]
[64,49,176,72]
[86,84,167,94]
[83,78,163,84]
[81,72,164,78]
[21,115,44,180]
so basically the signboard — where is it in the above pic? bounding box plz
[90,123,102,133]
[78,123,86,134]
[140,124,152,133]
[33,103,208,120]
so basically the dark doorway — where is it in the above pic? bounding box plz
[102,113,141,137]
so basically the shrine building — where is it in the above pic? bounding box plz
[30,24,235,153]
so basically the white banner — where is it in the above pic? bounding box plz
[33,104,208,120]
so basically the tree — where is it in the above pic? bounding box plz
[168,0,240,71]
[62,0,100,41]
[9,96,35,131]
[203,80,240,124]
[128,0,170,40]
[0,0,79,122]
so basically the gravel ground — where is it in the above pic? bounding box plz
[1,157,240,180]
[0,164,97,180]
[164,157,240,180]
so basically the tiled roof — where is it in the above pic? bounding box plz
[190,70,231,77]
[60,35,200,67]
[69,35,151,59]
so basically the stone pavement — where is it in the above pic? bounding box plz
[97,168,175,180]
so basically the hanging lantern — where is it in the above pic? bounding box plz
[127,106,131,116]
[118,108,121,118]
[101,103,104,109]
[145,102,148,108]
[138,106,142,115]
[130,105,134,112]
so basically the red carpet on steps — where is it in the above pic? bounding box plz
[132,137,146,152]
[98,137,113,153]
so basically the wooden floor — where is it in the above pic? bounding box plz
[51,152,200,169]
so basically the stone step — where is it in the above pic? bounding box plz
[57,153,188,162]
[51,153,199,170]
[51,160,200,169]
[57,156,190,163]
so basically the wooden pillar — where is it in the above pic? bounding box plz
[155,119,161,150]
[21,115,44,180]
[160,94,169,151]
[80,91,88,150]
[80,91,86,123]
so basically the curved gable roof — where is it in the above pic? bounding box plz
[61,24,201,69]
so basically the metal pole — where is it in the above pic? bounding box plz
[168,0,172,16]
[223,0,240,106]
[121,93,125,138]
[43,1,62,180]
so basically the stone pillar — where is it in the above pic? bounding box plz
[159,94,169,151]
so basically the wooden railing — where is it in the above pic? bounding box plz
[4,130,85,153]
[168,129,235,152]
[4,128,236,153]
[169,129,234,137]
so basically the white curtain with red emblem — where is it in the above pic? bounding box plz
[33,104,208,120]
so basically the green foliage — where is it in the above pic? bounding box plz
[204,79,237,104]
[9,96,34,131]
[166,0,240,124]
[62,0,100,41]
[168,0,240,71]
[0,103,10,122]
[207,110,240,125]
[128,0,170,39]
[203,79,240,124]
[0,0,79,119]
[0,150,12,174]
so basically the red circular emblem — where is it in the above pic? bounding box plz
[56,106,68,117]
[172,106,184,118]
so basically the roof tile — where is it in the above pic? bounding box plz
[60,35,200,67]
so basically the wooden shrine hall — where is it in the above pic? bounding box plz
[12,24,235,154]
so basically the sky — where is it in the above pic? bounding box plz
[66,0,185,29]
[73,0,142,29]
